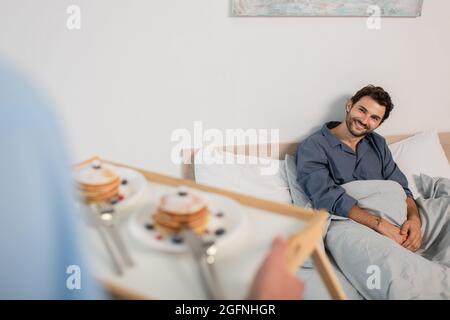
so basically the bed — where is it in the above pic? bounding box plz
[182,131,450,299]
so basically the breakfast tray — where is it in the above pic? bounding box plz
[78,157,347,300]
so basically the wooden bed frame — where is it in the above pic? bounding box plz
[182,132,450,180]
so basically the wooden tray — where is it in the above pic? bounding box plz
[78,157,347,300]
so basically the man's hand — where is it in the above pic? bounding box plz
[248,236,304,300]
[376,218,408,246]
[402,196,422,252]
[400,217,422,252]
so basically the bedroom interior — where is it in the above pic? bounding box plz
[0,0,449,305]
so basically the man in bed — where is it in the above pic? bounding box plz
[296,85,422,252]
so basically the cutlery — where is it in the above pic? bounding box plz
[182,229,225,300]
[98,205,134,268]
[89,203,134,275]
[89,204,124,276]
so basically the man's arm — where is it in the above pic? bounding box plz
[296,140,357,217]
[380,139,422,251]
[297,139,410,246]
[348,205,407,245]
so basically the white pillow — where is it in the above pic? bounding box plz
[388,130,450,199]
[194,148,292,204]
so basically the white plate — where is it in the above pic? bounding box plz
[112,166,147,211]
[76,165,147,214]
[128,192,247,253]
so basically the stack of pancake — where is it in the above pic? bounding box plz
[74,160,120,203]
[153,187,210,235]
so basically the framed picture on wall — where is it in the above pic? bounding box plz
[232,0,424,17]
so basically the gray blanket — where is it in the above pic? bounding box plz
[416,174,450,267]
[325,176,450,299]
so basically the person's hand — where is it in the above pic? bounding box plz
[400,217,422,252]
[248,236,304,300]
[375,218,408,245]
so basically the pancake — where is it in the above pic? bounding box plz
[153,187,210,235]
[74,159,121,203]
[153,207,210,229]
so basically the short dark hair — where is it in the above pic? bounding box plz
[350,85,394,123]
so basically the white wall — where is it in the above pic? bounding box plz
[1,0,449,177]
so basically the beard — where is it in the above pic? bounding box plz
[345,115,371,138]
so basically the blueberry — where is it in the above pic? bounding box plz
[215,228,226,236]
[171,235,184,244]
[110,198,119,205]
[91,162,101,169]
[216,212,224,218]
[121,179,128,185]
[145,223,154,230]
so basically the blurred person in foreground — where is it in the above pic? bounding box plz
[0,60,303,300]
[0,61,101,299]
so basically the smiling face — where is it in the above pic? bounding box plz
[345,96,386,138]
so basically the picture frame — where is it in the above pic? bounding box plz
[232,0,424,17]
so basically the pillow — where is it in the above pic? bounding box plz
[194,148,292,204]
[284,154,312,209]
[388,130,450,199]
[285,154,328,269]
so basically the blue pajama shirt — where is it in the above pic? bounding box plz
[296,121,412,217]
